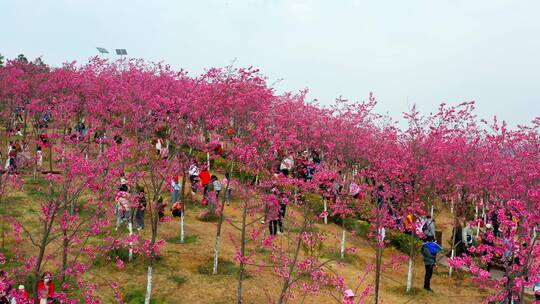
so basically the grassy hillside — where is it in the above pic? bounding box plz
[0,167,494,304]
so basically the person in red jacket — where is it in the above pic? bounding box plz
[199,166,211,198]
[14,285,29,303]
[37,272,54,303]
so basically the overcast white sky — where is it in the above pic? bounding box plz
[1,0,539,127]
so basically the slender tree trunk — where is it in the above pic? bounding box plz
[61,194,70,285]
[1,200,4,249]
[33,200,57,304]
[406,231,416,293]
[323,197,327,224]
[128,220,134,261]
[449,217,457,277]
[0,180,4,249]
[374,204,383,304]
[340,217,346,259]
[214,163,233,274]
[145,200,159,304]
[180,212,184,243]
[236,202,248,304]
[180,147,192,203]
[61,230,68,284]
[48,135,53,173]
[145,263,153,304]
[374,243,383,304]
[278,214,307,304]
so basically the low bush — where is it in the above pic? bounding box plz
[386,231,422,254]
[168,274,188,285]
[197,258,250,278]
[197,210,220,222]
[166,235,199,245]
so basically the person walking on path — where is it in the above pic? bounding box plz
[422,237,441,292]
[199,166,211,199]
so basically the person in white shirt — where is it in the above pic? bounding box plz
[189,161,200,194]
[279,155,294,177]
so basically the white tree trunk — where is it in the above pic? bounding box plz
[430,205,434,218]
[340,228,346,259]
[475,204,480,237]
[180,213,185,243]
[144,265,153,304]
[450,199,454,214]
[128,222,133,261]
[206,152,210,169]
[449,249,455,277]
[213,235,220,275]
[323,198,328,225]
[406,256,414,292]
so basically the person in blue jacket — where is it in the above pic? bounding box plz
[422,236,440,292]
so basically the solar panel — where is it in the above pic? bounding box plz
[96,47,109,54]
[116,49,127,55]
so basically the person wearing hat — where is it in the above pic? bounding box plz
[342,289,355,304]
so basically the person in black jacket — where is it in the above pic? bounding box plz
[135,184,146,231]
[422,237,437,292]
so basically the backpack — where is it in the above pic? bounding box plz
[424,242,443,255]
[171,202,183,217]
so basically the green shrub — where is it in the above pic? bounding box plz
[124,289,148,304]
[197,258,250,278]
[197,211,220,222]
[93,247,132,267]
[108,247,131,261]
[166,235,198,244]
[123,289,169,303]
[387,231,422,254]
[168,274,188,285]
[323,252,362,265]
[353,220,370,238]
